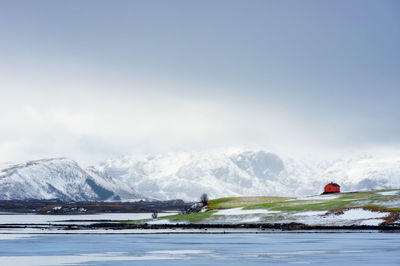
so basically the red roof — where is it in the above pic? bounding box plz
[327,182,340,187]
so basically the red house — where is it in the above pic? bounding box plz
[323,182,340,194]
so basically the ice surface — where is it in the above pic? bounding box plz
[0,212,177,225]
[1,233,400,265]
[0,234,36,240]
[0,253,181,266]
[148,250,212,255]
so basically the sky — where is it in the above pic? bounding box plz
[0,0,399,164]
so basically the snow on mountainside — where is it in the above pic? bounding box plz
[1,150,400,201]
[0,158,142,201]
[91,150,400,201]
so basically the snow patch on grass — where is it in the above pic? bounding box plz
[377,199,400,208]
[292,211,327,217]
[215,208,280,216]
[295,209,390,226]
[296,195,340,201]
[147,219,171,225]
[359,219,386,226]
[377,191,399,196]
[147,219,188,225]
[339,209,388,220]
[241,216,262,223]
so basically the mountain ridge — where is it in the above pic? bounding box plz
[1,150,400,201]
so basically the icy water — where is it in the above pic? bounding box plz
[0,212,177,225]
[0,233,399,265]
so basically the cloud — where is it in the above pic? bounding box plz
[0,83,302,162]
[0,82,380,164]
[0,1,399,163]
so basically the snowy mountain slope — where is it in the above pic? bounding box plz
[1,150,400,202]
[320,156,400,191]
[0,158,141,201]
[91,151,320,201]
[85,166,146,201]
[91,150,400,201]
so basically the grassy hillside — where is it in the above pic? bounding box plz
[208,196,292,209]
[134,189,400,225]
[212,189,400,212]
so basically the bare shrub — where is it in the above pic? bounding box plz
[200,193,208,206]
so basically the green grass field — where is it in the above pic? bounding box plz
[208,196,293,209]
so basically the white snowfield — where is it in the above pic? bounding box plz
[147,219,188,225]
[2,149,400,201]
[296,209,390,226]
[205,208,392,226]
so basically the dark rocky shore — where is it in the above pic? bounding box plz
[85,222,400,232]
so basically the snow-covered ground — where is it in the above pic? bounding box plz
[323,209,384,225]
[214,208,280,216]
[147,219,188,225]
[268,209,389,226]
[378,199,400,208]
[292,211,326,217]
[377,191,399,196]
[146,208,392,227]
[0,207,393,232]
[295,195,340,201]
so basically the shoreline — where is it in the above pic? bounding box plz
[1,222,399,234]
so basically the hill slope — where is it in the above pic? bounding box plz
[147,189,400,226]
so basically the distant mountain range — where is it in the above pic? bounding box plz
[1,150,400,201]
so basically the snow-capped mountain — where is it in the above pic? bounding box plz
[0,158,142,201]
[91,151,317,201]
[91,150,400,201]
[1,150,400,201]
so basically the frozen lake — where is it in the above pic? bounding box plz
[0,233,399,265]
[0,212,176,225]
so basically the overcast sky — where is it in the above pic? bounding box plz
[0,0,399,164]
